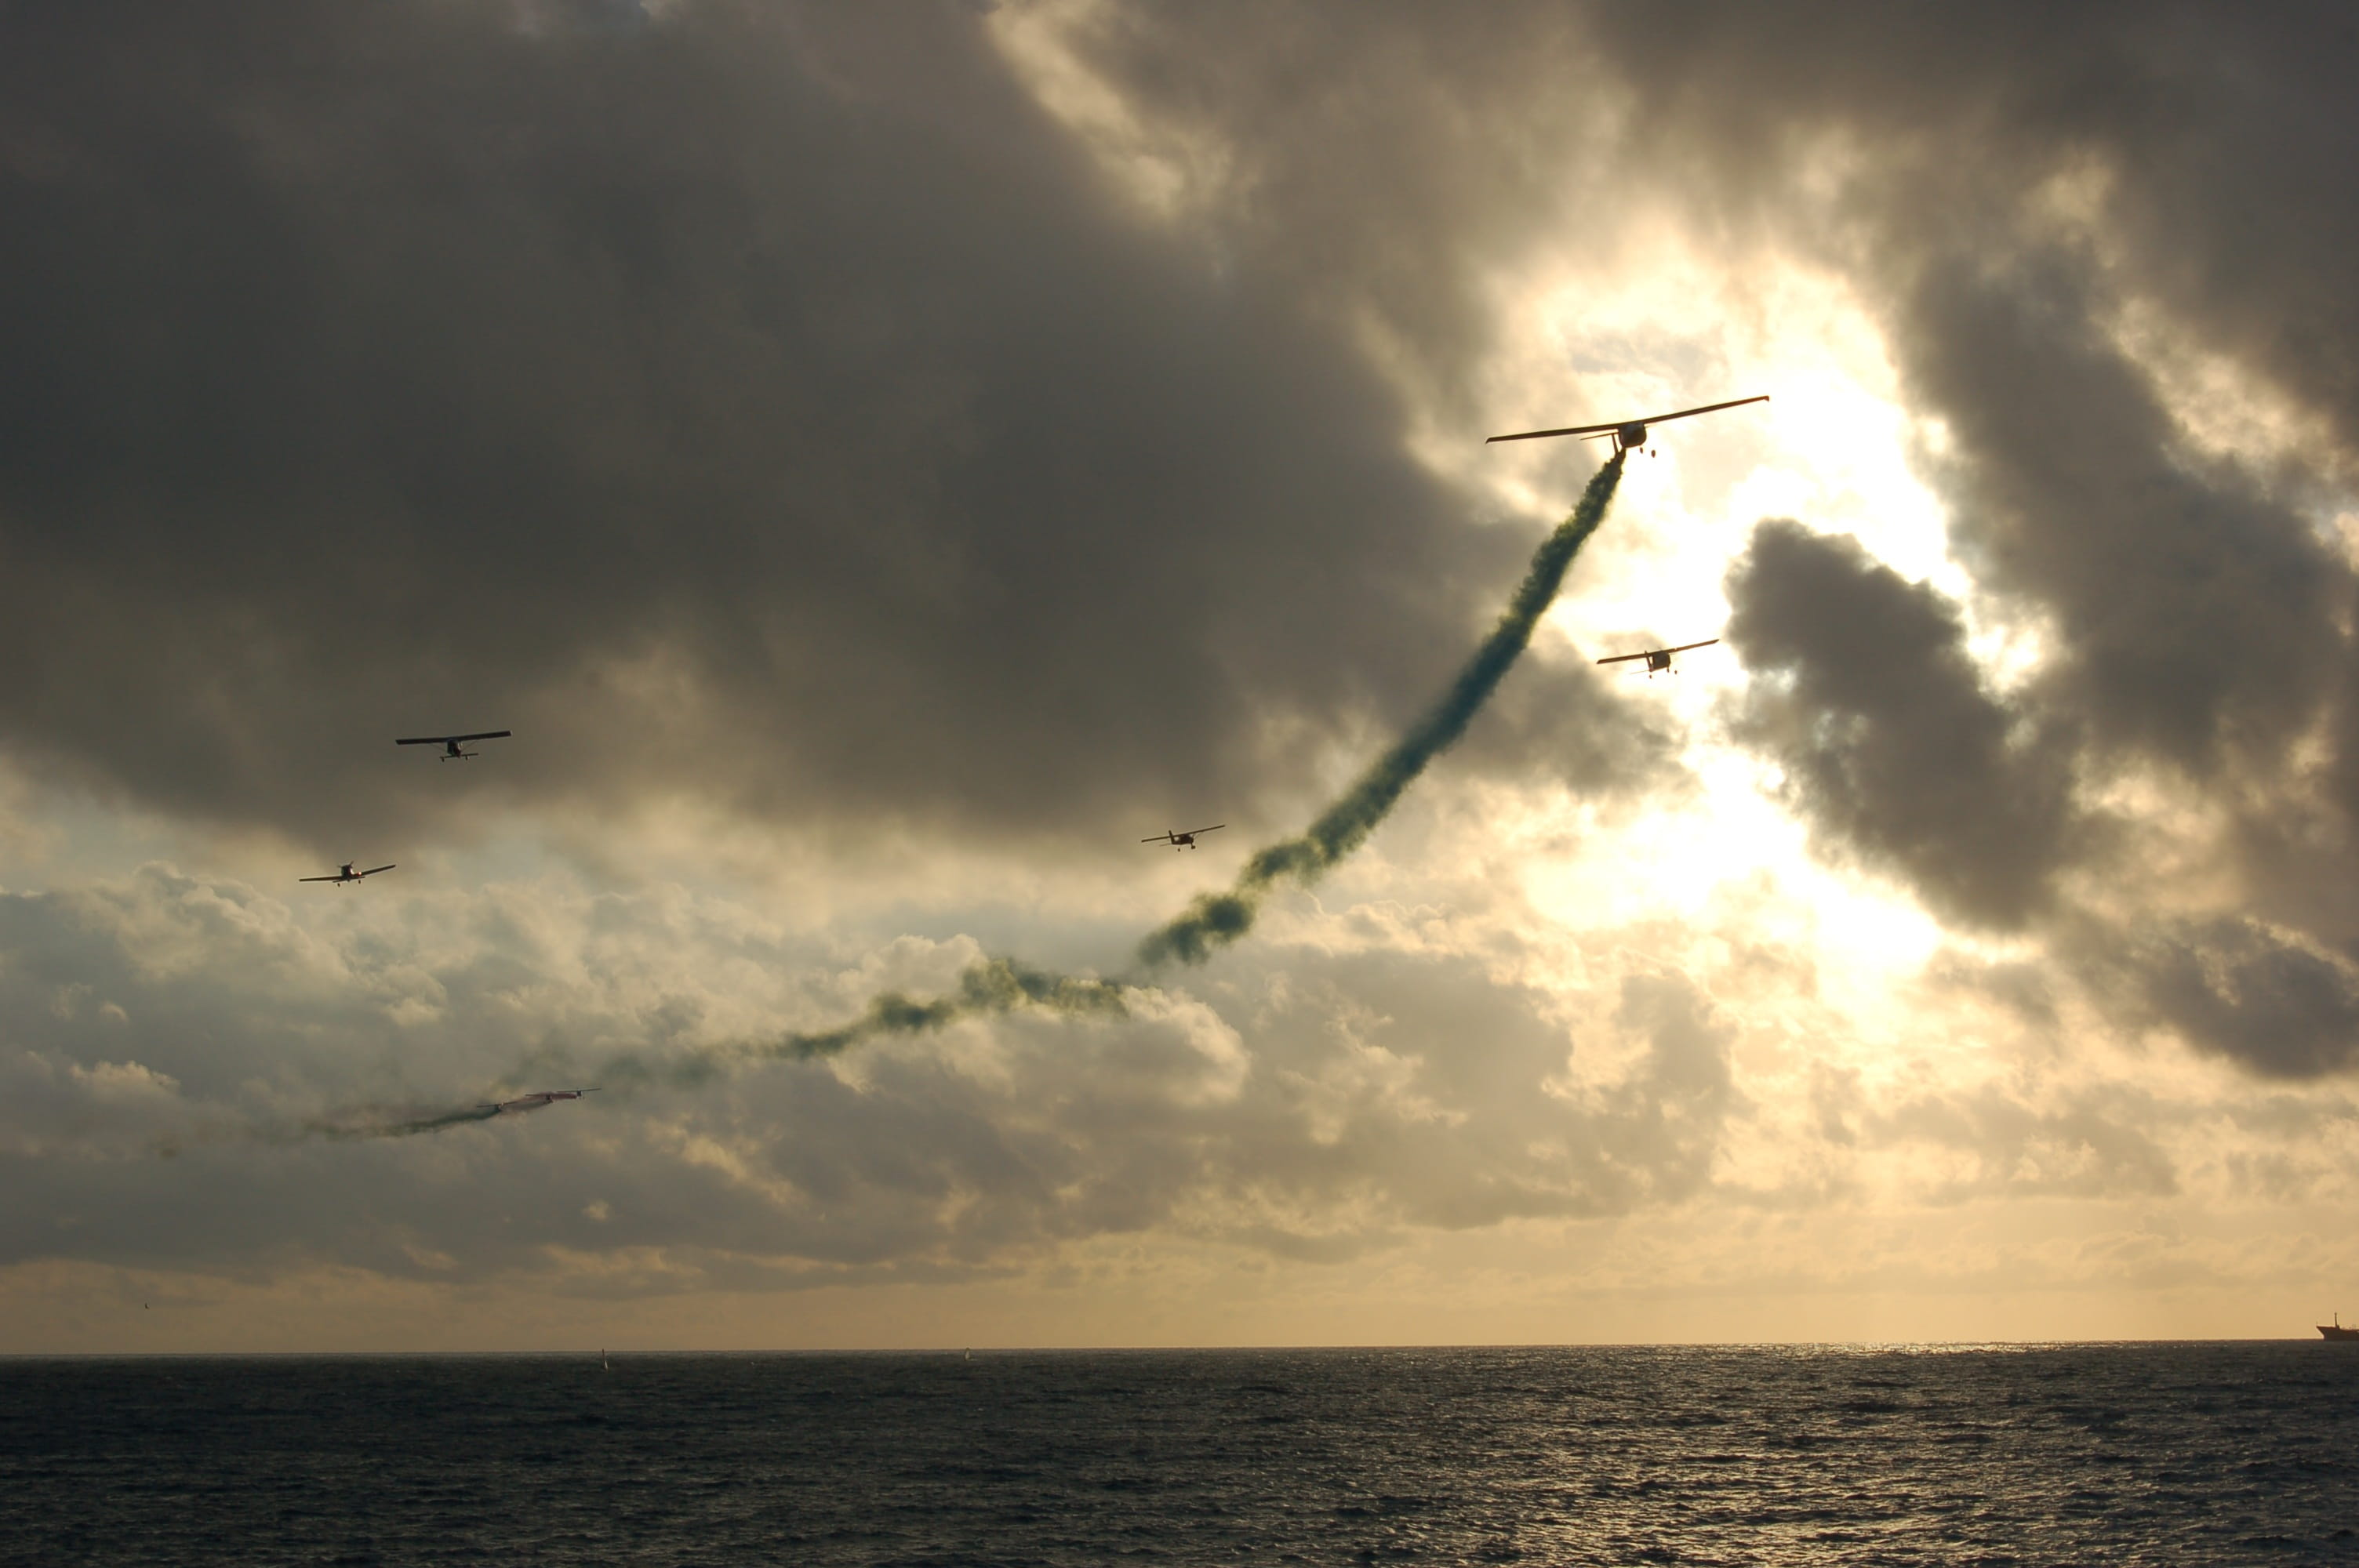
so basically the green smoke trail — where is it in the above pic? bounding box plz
[589,956,1134,1091]
[282,1102,504,1142]
[358,1105,504,1137]
[765,957,1130,1061]
[1137,451,1627,966]
[597,453,1625,1079]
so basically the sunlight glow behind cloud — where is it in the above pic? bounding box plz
[3,0,2357,1349]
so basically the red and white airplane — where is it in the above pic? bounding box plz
[478,1089,601,1115]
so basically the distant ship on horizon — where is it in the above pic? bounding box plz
[2321,1314,2357,1341]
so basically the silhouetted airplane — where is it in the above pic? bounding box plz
[1598,639,1718,676]
[479,1089,600,1114]
[1144,825,1226,850]
[397,730,512,760]
[300,862,395,885]
[1487,394,1768,452]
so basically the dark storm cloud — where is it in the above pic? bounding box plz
[1724,520,2080,929]
[1062,2,2359,1058]
[1568,3,2359,872]
[0,0,1672,854]
[2078,916,2359,1081]
[1895,255,2344,779]
[1566,2,2359,1072]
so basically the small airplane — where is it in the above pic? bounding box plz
[479,1089,601,1115]
[299,862,396,885]
[1486,394,1768,452]
[396,729,512,760]
[1143,824,1226,850]
[1598,639,1718,676]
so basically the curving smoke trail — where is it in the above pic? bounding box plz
[194,1103,511,1148]
[303,1104,504,1139]
[274,965,1125,1138]
[1138,451,1627,965]
[766,958,1132,1060]
[661,454,1630,1068]
[312,454,1628,1116]
[579,957,1135,1096]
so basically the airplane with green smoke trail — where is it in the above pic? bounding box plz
[1486,394,1767,454]
[312,435,1708,1126]
[479,1089,601,1115]
[616,452,1632,1076]
[1135,450,1628,967]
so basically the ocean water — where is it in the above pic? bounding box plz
[4,1344,2354,1566]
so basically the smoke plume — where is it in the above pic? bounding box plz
[569,457,1628,1087]
[132,1098,525,1156]
[584,957,1135,1094]
[269,1103,506,1144]
[766,959,1131,1062]
[1139,452,1627,966]
[165,456,1628,1143]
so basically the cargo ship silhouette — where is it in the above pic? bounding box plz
[2321,1313,2357,1341]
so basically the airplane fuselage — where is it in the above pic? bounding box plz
[1485,394,1765,449]
[398,729,508,760]
[1144,823,1224,851]
[486,1090,592,1113]
[300,860,393,885]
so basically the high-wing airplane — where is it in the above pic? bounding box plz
[479,1089,601,1114]
[1143,824,1226,850]
[1487,394,1768,452]
[1598,639,1718,676]
[396,729,512,760]
[300,862,396,885]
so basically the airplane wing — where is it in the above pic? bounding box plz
[1659,638,1721,656]
[1626,394,1770,427]
[1594,651,1654,666]
[1183,824,1227,836]
[394,736,447,746]
[449,731,512,743]
[1485,394,1768,445]
[1141,833,1173,843]
[361,864,397,877]
[298,874,341,881]
[1485,419,1623,444]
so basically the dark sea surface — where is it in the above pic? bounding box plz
[4,1344,2356,1566]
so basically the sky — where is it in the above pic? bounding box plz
[4,0,2357,1351]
